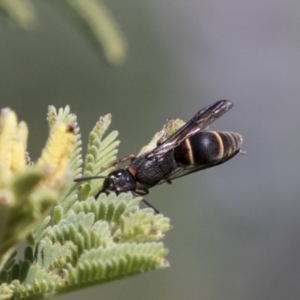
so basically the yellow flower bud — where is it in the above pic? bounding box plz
[0,108,19,178]
[10,121,28,173]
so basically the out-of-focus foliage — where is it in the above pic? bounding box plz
[0,0,127,65]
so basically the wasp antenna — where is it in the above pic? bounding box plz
[74,175,107,183]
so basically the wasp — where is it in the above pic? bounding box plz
[75,100,243,213]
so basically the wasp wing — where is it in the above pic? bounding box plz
[147,100,233,159]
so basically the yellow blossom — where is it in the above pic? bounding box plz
[36,123,76,188]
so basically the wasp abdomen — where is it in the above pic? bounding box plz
[174,131,242,166]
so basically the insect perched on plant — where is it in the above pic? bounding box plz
[75,100,243,213]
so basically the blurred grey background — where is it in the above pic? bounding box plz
[1,0,300,299]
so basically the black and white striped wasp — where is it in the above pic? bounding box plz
[75,100,243,213]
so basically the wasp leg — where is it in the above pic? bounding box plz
[115,154,136,163]
[133,190,160,214]
[101,154,136,170]
[135,189,149,196]
[141,198,160,214]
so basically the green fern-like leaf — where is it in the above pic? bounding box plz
[0,106,171,300]
[79,114,120,200]
[72,193,140,226]
[61,242,167,291]
[6,194,170,299]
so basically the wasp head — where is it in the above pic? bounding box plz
[101,169,136,194]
